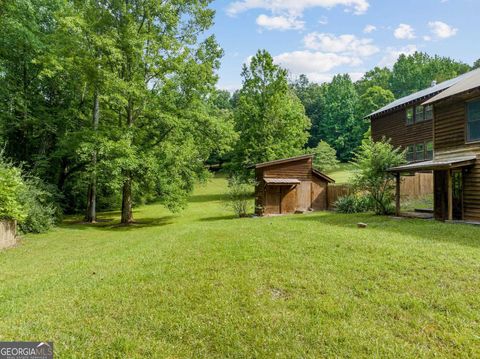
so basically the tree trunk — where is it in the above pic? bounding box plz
[121,177,133,224]
[120,99,135,224]
[85,89,100,223]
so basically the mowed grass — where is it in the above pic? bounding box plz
[1,176,480,358]
[326,163,356,184]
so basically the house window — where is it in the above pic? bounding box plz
[426,141,433,160]
[415,105,425,122]
[425,105,433,121]
[406,145,414,162]
[406,107,414,125]
[416,143,425,161]
[467,100,480,142]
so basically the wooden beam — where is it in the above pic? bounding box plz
[447,169,453,221]
[395,173,401,217]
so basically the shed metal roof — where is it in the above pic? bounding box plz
[264,178,301,185]
[366,70,477,119]
[253,154,313,169]
[423,68,480,105]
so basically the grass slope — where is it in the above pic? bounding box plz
[1,176,480,358]
[326,163,356,184]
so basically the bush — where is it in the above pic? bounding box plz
[0,156,59,233]
[352,138,405,215]
[335,194,373,213]
[311,140,339,172]
[0,160,27,221]
[224,177,254,217]
[18,177,60,233]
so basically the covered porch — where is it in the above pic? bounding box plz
[388,156,477,221]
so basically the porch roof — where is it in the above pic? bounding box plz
[388,155,477,173]
[264,178,301,185]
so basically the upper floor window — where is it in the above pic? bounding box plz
[406,145,414,162]
[416,143,425,161]
[425,105,434,121]
[415,105,425,122]
[426,141,433,160]
[406,107,414,125]
[467,100,480,142]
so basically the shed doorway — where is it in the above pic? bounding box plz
[434,170,463,221]
[265,185,297,214]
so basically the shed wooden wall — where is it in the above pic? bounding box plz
[254,157,330,215]
[434,92,480,222]
[371,102,433,149]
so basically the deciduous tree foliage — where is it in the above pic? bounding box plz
[359,86,395,118]
[232,50,310,178]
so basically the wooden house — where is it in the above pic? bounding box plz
[253,154,334,216]
[367,68,480,222]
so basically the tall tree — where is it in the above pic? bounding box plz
[232,50,311,178]
[355,67,392,97]
[321,74,364,161]
[359,86,395,118]
[390,52,471,98]
[291,74,326,147]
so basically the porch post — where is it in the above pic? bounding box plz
[395,172,401,217]
[447,169,453,221]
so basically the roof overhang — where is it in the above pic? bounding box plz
[388,156,477,173]
[423,68,480,105]
[264,178,301,185]
[312,169,335,183]
[250,154,313,169]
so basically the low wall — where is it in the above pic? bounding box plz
[0,220,17,250]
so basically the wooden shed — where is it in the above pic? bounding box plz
[253,154,334,216]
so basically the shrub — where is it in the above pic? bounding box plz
[18,177,60,233]
[0,160,27,221]
[224,177,254,217]
[352,138,405,215]
[335,194,373,213]
[0,155,59,233]
[311,140,339,172]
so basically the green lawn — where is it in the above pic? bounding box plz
[326,163,356,184]
[1,176,480,358]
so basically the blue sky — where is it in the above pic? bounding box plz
[209,0,479,91]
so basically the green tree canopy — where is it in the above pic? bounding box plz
[359,86,395,118]
[231,50,310,178]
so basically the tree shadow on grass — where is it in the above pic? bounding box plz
[293,212,480,249]
[60,216,177,232]
[199,215,237,222]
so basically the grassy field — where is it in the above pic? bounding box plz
[1,176,480,358]
[326,163,356,184]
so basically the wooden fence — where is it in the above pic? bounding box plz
[399,172,433,199]
[327,172,433,209]
[0,221,17,250]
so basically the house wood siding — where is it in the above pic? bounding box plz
[254,156,331,216]
[433,93,480,222]
[371,102,433,149]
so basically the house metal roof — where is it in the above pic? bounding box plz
[388,155,477,172]
[366,69,478,119]
[423,68,480,105]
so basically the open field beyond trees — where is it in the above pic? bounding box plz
[1,176,480,358]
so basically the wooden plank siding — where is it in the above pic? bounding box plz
[254,157,331,215]
[371,100,433,149]
[434,93,480,222]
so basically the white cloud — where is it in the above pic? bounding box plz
[428,21,458,39]
[349,71,365,82]
[256,14,305,30]
[303,32,379,57]
[363,24,377,33]
[273,50,361,77]
[378,45,417,67]
[394,24,416,39]
[227,0,370,17]
[318,16,329,25]
[423,35,432,41]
